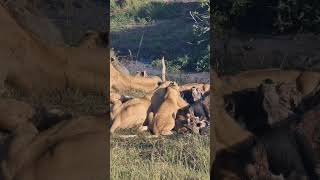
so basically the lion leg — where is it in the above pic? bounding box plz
[138,126,148,132]
[161,130,173,136]
[110,117,121,134]
[147,112,154,131]
[111,100,123,120]
[112,100,122,113]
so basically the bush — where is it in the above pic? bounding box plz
[151,56,189,73]
[190,0,210,72]
[195,45,210,72]
[213,0,320,34]
[137,2,182,20]
[111,0,184,30]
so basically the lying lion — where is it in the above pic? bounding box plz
[152,83,189,136]
[110,58,163,94]
[110,81,172,133]
[0,4,108,96]
[1,116,107,180]
[0,98,107,180]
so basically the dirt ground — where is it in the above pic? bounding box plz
[214,33,320,74]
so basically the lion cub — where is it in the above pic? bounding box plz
[153,83,189,136]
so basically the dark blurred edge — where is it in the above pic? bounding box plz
[209,0,215,177]
[106,0,110,179]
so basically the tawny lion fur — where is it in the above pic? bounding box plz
[0,4,107,95]
[110,62,162,94]
[179,83,210,93]
[1,116,106,180]
[0,99,35,131]
[152,83,189,136]
[110,81,172,133]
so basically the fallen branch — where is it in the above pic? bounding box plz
[161,56,166,82]
[136,31,145,63]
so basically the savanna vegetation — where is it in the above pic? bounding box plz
[110,1,210,179]
[212,0,320,74]
[111,0,209,72]
[111,129,209,180]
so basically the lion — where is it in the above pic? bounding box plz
[0,4,107,95]
[213,69,320,96]
[0,98,35,131]
[110,81,172,134]
[152,83,189,136]
[1,115,107,180]
[110,92,122,111]
[110,96,150,133]
[110,92,133,119]
[110,62,162,93]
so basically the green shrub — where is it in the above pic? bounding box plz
[111,0,185,31]
[151,55,189,73]
[190,0,210,72]
[195,45,210,72]
[137,2,182,20]
[213,0,320,34]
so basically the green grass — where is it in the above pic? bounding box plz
[110,4,210,177]
[110,0,209,72]
[111,132,210,180]
[110,0,185,32]
[117,89,147,98]
[0,85,106,115]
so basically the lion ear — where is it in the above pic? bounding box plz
[172,112,176,119]
[177,97,188,108]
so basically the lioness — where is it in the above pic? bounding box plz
[110,61,162,93]
[152,83,189,136]
[0,4,107,95]
[213,69,320,96]
[0,98,35,131]
[1,116,107,180]
[110,92,133,119]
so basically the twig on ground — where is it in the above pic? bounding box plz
[136,30,145,64]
